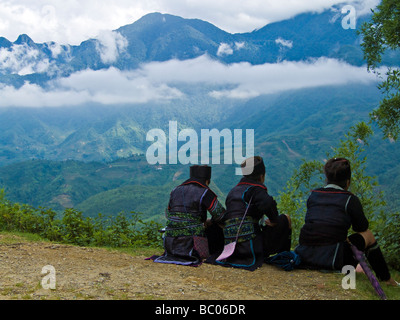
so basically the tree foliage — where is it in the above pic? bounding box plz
[0,189,163,249]
[360,0,400,139]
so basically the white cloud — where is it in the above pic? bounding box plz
[0,42,68,76]
[158,0,380,33]
[57,67,183,104]
[0,81,90,107]
[207,57,381,99]
[0,43,50,75]
[235,42,245,50]
[217,42,247,57]
[139,55,379,87]
[95,31,128,64]
[275,38,293,49]
[351,0,381,16]
[0,67,183,107]
[0,56,381,107]
[47,42,65,58]
[217,43,233,57]
[0,1,149,45]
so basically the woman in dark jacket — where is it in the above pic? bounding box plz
[208,156,292,271]
[295,158,397,286]
[153,165,225,266]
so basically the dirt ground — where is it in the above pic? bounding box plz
[0,234,359,300]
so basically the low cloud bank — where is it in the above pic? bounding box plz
[0,55,380,107]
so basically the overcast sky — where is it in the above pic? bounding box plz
[0,0,380,45]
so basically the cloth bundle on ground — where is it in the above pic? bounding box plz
[265,251,301,271]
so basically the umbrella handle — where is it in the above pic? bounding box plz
[347,239,387,300]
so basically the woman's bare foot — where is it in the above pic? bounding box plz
[355,264,364,273]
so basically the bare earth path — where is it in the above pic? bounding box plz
[0,234,358,300]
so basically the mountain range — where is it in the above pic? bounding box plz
[1,10,399,88]
[1,8,400,220]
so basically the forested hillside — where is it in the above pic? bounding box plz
[2,83,400,219]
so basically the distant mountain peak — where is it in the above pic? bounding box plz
[14,34,35,46]
[139,12,175,20]
[122,12,184,29]
[0,36,12,48]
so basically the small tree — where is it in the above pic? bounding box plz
[360,0,400,140]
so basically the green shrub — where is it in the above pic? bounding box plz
[377,212,400,269]
[0,189,163,249]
